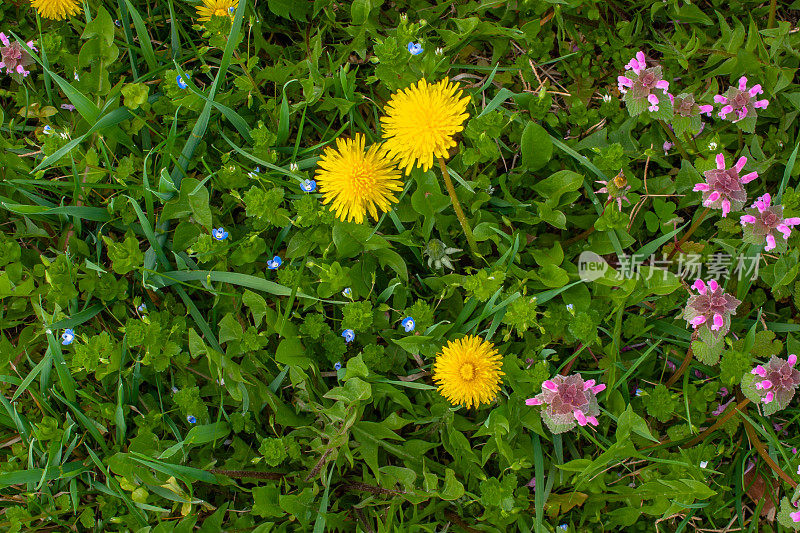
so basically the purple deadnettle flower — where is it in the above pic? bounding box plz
[740,193,800,253]
[61,104,76,111]
[683,279,741,336]
[618,51,670,115]
[525,373,605,434]
[672,93,713,118]
[663,141,673,155]
[750,354,800,410]
[595,172,631,212]
[0,32,36,81]
[693,153,757,217]
[714,76,768,129]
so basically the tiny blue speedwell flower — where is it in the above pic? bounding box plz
[43,125,53,135]
[176,74,189,89]
[342,329,355,343]
[187,415,197,424]
[212,227,228,241]
[342,287,352,298]
[114,19,121,27]
[247,167,261,178]
[267,256,282,270]
[61,329,75,345]
[334,362,342,371]
[300,179,317,193]
[635,388,644,397]
[137,303,147,313]
[407,42,424,55]
[558,525,568,531]
[228,6,235,14]
[401,317,415,332]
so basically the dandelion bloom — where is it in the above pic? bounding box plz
[380,78,470,174]
[749,355,800,411]
[29,0,80,20]
[0,33,35,80]
[195,0,238,22]
[432,335,504,409]
[715,76,768,127]
[617,51,670,115]
[525,374,605,434]
[683,279,741,336]
[740,193,800,253]
[693,153,757,217]
[314,134,403,224]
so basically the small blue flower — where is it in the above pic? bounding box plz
[212,227,229,241]
[114,19,121,27]
[187,415,197,424]
[635,388,644,397]
[334,362,342,371]
[267,256,282,270]
[342,287,352,298]
[61,329,75,346]
[566,303,574,312]
[300,179,317,193]
[407,42,424,56]
[43,125,53,135]
[176,74,189,89]
[401,317,415,333]
[228,6,235,14]
[137,303,147,313]
[558,526,568,531]
[247,166,261,178]
[342,329,355,343]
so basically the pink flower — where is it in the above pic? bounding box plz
[663,141,673,155]
[712,399,733,416]
[595,175,631,212]
[683,279,741,336]
[714,76,768,126]
[620,51,670,116]
[791,510,800,523]
[0,32,36,81]
[525,373,604,434]
[740,194,800,253]
[750,355,800,410]
[693,154,756,217]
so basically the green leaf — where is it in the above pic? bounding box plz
[520,121,553,171]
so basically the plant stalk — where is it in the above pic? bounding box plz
[667,206,711,261]
[437,156,479,258]
[767,0,778,29]
[658,120,690,161]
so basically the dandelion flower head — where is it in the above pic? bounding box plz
[30,0,80,20]
[380,78,470,174]
[196,0,238,22]
[432,335,504,409]
[314,133,403,224]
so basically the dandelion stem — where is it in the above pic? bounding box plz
[767,0,778,29]
[437,156,480,258]
[658,120,690,161]
[667,206,711,261]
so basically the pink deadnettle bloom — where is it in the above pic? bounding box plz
[618,51,670,115]
[715,76,768,124]
[672,92,713,118]
[740,193,800,252]
[683,279,741,336]
[750,354,800,408]
[693,153,757,217]
[0,32,36,81]
[525,373,605,434]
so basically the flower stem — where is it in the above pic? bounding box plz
[768,0,778,29]
[658,120,690,161]
[666,206,711,261]
[437,156,479,258]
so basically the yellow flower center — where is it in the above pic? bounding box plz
[214,7,229,16]
[460,363,476,381]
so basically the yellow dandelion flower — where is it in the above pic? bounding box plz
[380,78,471,175]
[195,0,238,22]
[30,0,80,20]
[314,133,403,224]
[432,335,504,409]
